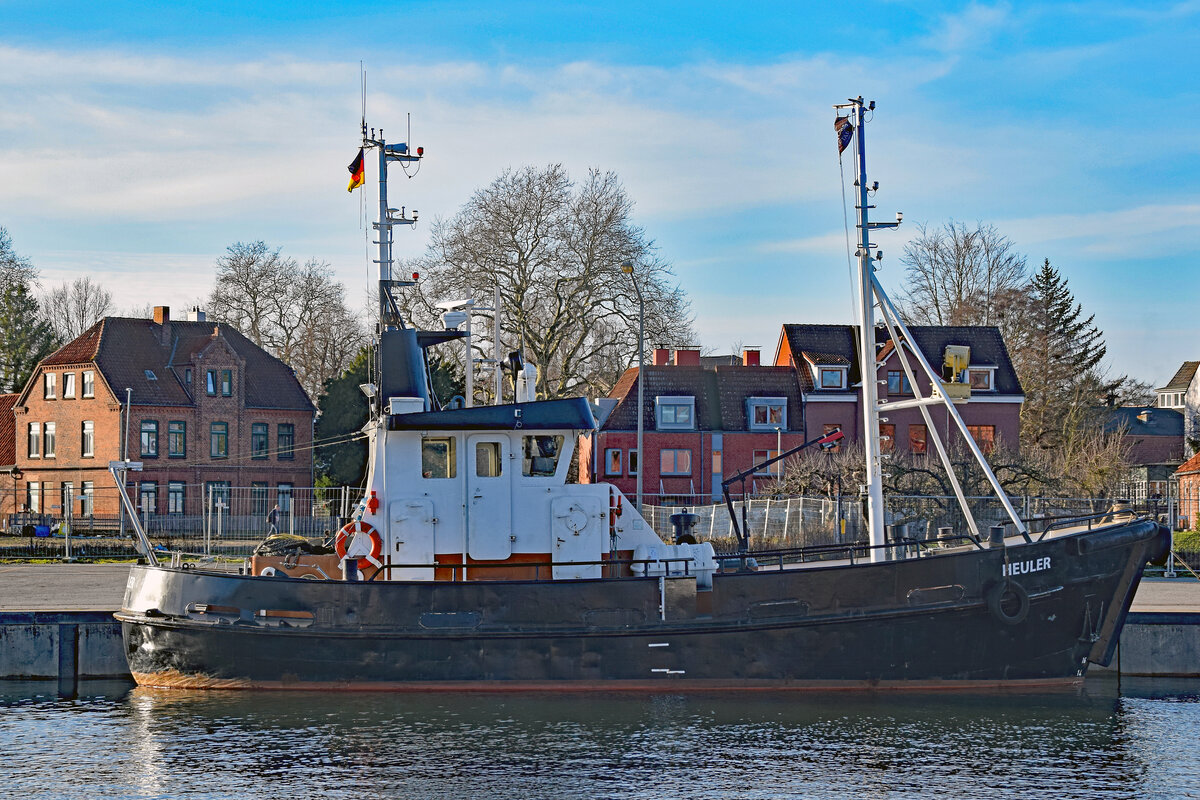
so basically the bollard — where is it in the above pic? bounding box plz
[988,524,1006,549]
[937,526,955,547]
[341,558,360,582]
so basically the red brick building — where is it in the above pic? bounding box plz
[579,347,806,502]
[1177,452,1200,530]
[0,393,17,518]
[9,306,314,521]
[774,324,1023,456]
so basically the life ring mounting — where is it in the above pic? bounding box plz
[336,521,384,570]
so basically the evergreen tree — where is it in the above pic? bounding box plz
[1014,259,1108,449]
[0,229,58,393]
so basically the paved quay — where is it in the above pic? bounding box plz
[0,563,1198,612]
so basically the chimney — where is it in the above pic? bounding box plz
[184,306,207,322]
[673,348,701,366]
[742,348,761,367]
[153,306,171,346]
[653,348,671,366]
[1138,409,1152,424]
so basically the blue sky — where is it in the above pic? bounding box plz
[1,1,1197,386]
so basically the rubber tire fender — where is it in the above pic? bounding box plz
[987,580,1030,626]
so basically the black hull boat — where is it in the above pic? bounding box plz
[114,98,1167,692]
[117,518,1167,690]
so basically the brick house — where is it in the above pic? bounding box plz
[1177,451,1200,529]
[579,348,805,502]
[1156,361,1200,457]
[773,324,1024,457]
[0,393,17,517]
[1104,406,1184,500]
[10,306,314,522]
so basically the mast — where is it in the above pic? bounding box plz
[365,126,423,330]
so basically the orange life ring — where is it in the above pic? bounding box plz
[335,521,383,570]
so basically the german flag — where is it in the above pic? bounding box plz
[347,148,365,192]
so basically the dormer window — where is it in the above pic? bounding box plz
[968,368,995,391]
[819,367,847,390]
[656,396,696,430]
[747,397,787,431]
[144,369,157,381]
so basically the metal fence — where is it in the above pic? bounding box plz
[0,485,360,561]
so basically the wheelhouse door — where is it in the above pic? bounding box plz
[467,435,513,560]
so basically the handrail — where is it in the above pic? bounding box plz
[365,555,701,582]
[1034,509,1142,542]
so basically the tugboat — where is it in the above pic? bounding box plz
[115,99,1168,690]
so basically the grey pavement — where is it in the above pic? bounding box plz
[0,563,1198,613]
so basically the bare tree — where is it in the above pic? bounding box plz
[42,276,113,342]
[208,241,365,399]
[898,221,1027,327]
[400,165,694,400]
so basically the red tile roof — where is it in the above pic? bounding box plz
[1177,451,1200,477]
[0,393,16,467]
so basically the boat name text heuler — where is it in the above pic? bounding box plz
[1003,557,1051,577]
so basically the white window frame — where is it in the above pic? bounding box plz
[43,422,56,458]
[655,396,696,430]
[747,397,787,431]
[63,373,76,399]
[967,367,995,391]
[81,420,94,458]
[28,422,40,458]
[44,373,56,399]
[816,366,847,390]
[82,370,95,398]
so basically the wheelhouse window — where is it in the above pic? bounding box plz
[422,436,457,478]
[475,442,503,477]
[140,420,158,457]
[277,424,295,460]
[251,423,269,459]
[43,422,55,458]
[819,368,847,390]
[28,422,40,458]
[909,424,927,454]
[44,373,56,399]
[660,448,692,476]
[82,370,95,398]
[63,373,76,398]
[604,448,622,476]
[522,435,564,477]
[655,396,696,430]
[210,422,228,459]
[967,424,996,455]
[747,397,787,431]
[168,421,186,457]
[887,371,912,395]
[81,420,94,458]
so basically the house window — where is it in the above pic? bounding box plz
[822,424,842,452]
[967,424,996,455]
[81,420,94,458]
[660,448,692,476]
[277,424,295,460]
[80,482,94,516]
[82,370,95,398]
[43,422,56,458]
[277,483,293,513]
[167,482,185,515]
[422,436,457,478]
[880,423,895,454]
[475,442,503,477]
[27,481,40,513]
[44,373,56,399]
[140,420,158,457]
[747,397,787,431]
[139,482,157,515]
[909,424,927,454]
[819,368,846,389]
[968,369,993,391]
[63,373,76,399]
[210,422,228,459]
[251,483,269,516]
[711,449,722,477]
[251,423,269,459]
[753,449,783,476]
[28,422,40,458]
[628,449,638,476]
[184,368,192,388]
[655,396,696,430]
[206,370,218,396]
[205,481,231,511]
[221,370,233,397]
[604,448,622,476]
[144,369,157,381]
[522,435,564,477]
[61,482,74,514]
[168,421,186,457]
[887,371,912,395]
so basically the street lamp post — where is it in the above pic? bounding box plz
[621,260,644,512]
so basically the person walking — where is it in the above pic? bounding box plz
[266,504,280,536]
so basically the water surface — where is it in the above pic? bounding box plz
[3,677,1199,799]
